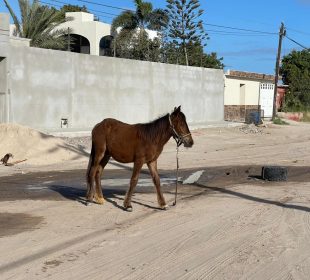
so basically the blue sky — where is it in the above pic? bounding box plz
[1,0,310,74]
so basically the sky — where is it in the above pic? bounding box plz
[1,0,310,74]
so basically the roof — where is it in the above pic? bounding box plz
[225,70,275,82]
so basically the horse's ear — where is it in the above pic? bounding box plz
[174,106,181,113]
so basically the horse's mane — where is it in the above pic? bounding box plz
[137,114,170,143]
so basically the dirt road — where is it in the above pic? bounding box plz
[1,122,310,279]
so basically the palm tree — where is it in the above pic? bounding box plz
[3,0,70,50]
[111,0,168,58]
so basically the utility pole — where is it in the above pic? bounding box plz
[272,22,286,120]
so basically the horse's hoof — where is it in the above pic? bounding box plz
[125,206,133,212]
[85,201,92,206]
[94,197,105,205]
[161,205,169,210]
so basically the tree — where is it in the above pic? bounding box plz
[165,0,208,66]
[280,49,310,111]
[111,0,168,60]
[184,41,223,68]
[113,29,162,62]
[162,41,224,69]
[3,0,70,50]
[60,4,89,14]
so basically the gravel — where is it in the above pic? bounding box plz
[238,124,264,134]
[61,136,92,151]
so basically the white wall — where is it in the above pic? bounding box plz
[5,45,224,131]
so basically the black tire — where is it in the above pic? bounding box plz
[261,166,288,181]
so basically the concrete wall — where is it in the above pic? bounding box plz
[4,45,224,132]
[224,77,260,106]
[0,13,10,123]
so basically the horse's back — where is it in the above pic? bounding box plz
[92,118,139,163]
[93,118,135,136]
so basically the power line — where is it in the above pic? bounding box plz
[77,0,134,12]
[286,27,310,37]
[206,29,272,36]
[203,23,277,35]
[49,0,118,16]
[39,0,115,20]
[38,0,279,37]
[285,35,309,50]
[5,0,283,39]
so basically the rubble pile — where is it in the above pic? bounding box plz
[238,124,264,134]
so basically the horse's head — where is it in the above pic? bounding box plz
[169,106,194,148]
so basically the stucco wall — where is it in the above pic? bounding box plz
[5,45,224,131]
[224,77,260,106]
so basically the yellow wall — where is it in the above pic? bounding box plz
[224,77,260,105]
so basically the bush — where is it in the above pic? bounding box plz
[273,118,289,125]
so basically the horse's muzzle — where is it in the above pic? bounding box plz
[183,136,194,148]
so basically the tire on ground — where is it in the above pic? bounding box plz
[261,166,288,181]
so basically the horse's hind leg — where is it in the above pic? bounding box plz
[94,154,111,204]
[86,145,96,201]
[147,160,168,210]
[123,160,143,211]
[86,145,105,203]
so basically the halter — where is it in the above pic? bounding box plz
[168,114,192,147]
[168,113,191,207]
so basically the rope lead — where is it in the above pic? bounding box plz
[173,145,179,206]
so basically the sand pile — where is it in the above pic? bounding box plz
[0,123,89,166]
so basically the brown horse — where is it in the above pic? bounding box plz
[86,106,194,211]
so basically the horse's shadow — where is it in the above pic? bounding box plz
[48,185,163,211]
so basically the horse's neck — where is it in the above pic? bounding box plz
[159,117,173,146]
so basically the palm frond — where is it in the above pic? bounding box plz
[111,10,137,33]
[5,0,70,49]
[3,0,21,35]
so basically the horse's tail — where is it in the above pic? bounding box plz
[86,141,95,184]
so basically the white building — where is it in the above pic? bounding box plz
[224,70,275,121]
[58,12,158,56]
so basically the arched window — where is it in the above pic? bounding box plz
[66,34,90,54]
[99,35,113,56]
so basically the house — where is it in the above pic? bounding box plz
[58,12,158,56]
[224,70,276,122]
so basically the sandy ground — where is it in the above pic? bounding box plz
[1,121,310,279]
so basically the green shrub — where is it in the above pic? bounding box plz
[273,118,289,125]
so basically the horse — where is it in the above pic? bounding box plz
[86,106,194,211]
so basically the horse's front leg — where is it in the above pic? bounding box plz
[123,160,143,211]
[147,160,168,210]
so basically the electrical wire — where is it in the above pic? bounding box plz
[203,23,277,35]
[77,0,134,11]
[285,35,309,50]
[42,0,279,37]
[205,29,273,36]
[4,0,291,39]
[286,27,310,37]
[39,0,115,20]
[49,0,118,16]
